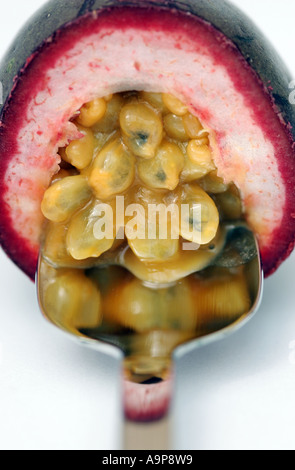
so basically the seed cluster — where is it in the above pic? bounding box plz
[39,92,248,357]
[42,92,242,269]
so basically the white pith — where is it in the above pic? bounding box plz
[4,26,284,250]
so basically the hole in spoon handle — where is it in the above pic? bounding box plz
[123,360,174,423]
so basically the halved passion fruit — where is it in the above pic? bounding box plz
[1,0,295,422]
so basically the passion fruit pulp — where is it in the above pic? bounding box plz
[39,89,251,329]
[37,89,259,423]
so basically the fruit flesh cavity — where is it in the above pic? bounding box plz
[41,91,221,279]
[39,90,255,391]
[0,7,294,280]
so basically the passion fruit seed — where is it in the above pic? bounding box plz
[103,278,196,332]
[43,269,102,330]
[122,229,226,284]
[128,237,180,263]
[43,222,92,268]
[104,94,113,102]
[162,93,188,116]
[41,175,92,223]
[199,170,229,194]
[64,125,95,170]
[120,102,163,158]
[77,97,107,127]
[92,94,124,134]
[125,185,180,262]
[181,152,214,183]
[137,140,184,191]
[178,183,219,245]
[139,92,168,114]
[163,113,188,142]
[187,142,214,171]
[182,113,204,139]
[214,185,243,220]
[66,199,116,260]
[89,136,135,200]
[192,269,251,327]
[51,168,78,184]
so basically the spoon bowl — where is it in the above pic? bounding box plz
[36,221,263,426]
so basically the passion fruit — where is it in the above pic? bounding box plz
[0,0,295,423]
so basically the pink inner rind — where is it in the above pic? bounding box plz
[0,6,294,281]
[124,376,173,422]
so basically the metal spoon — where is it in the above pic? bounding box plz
[36,222,263,449]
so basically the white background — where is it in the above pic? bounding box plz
[0,0,295,450]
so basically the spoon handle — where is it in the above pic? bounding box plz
[122,370,174,449]
[124,415,172,450]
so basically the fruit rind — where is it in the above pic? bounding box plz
[0,1,294,281]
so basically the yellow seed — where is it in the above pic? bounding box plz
[89,136,135,200]
[41,175,92,223]
[187,142,214,169]
[181,156,213,183]
[43,269,102,330]
[178,183,219,245]
[197,135,210,146]
[214,185,243,220]
[139,92,168,113]
[104,94,113,102]
[128,237,180,263]
[51,169,77,184]
[120,102,163,159]
[180,141,214,182]
[199,170,229,194]
[123,229,225,284]
[66,199,116,260]
[64,125,95,170]
[134,185,164,205]
[103,278,196,332]
[42,222,94,268]
[187,132,210,147]
[192,269,251,327]
[182,113,204,138]
[137,140,184,190]
[92,94,124,133]
[162,93,188,116]
[77,98,107,127]
[163,113,188,142]
[79,132,111,178]
[125,186,180,262]
[43,222,74,267]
